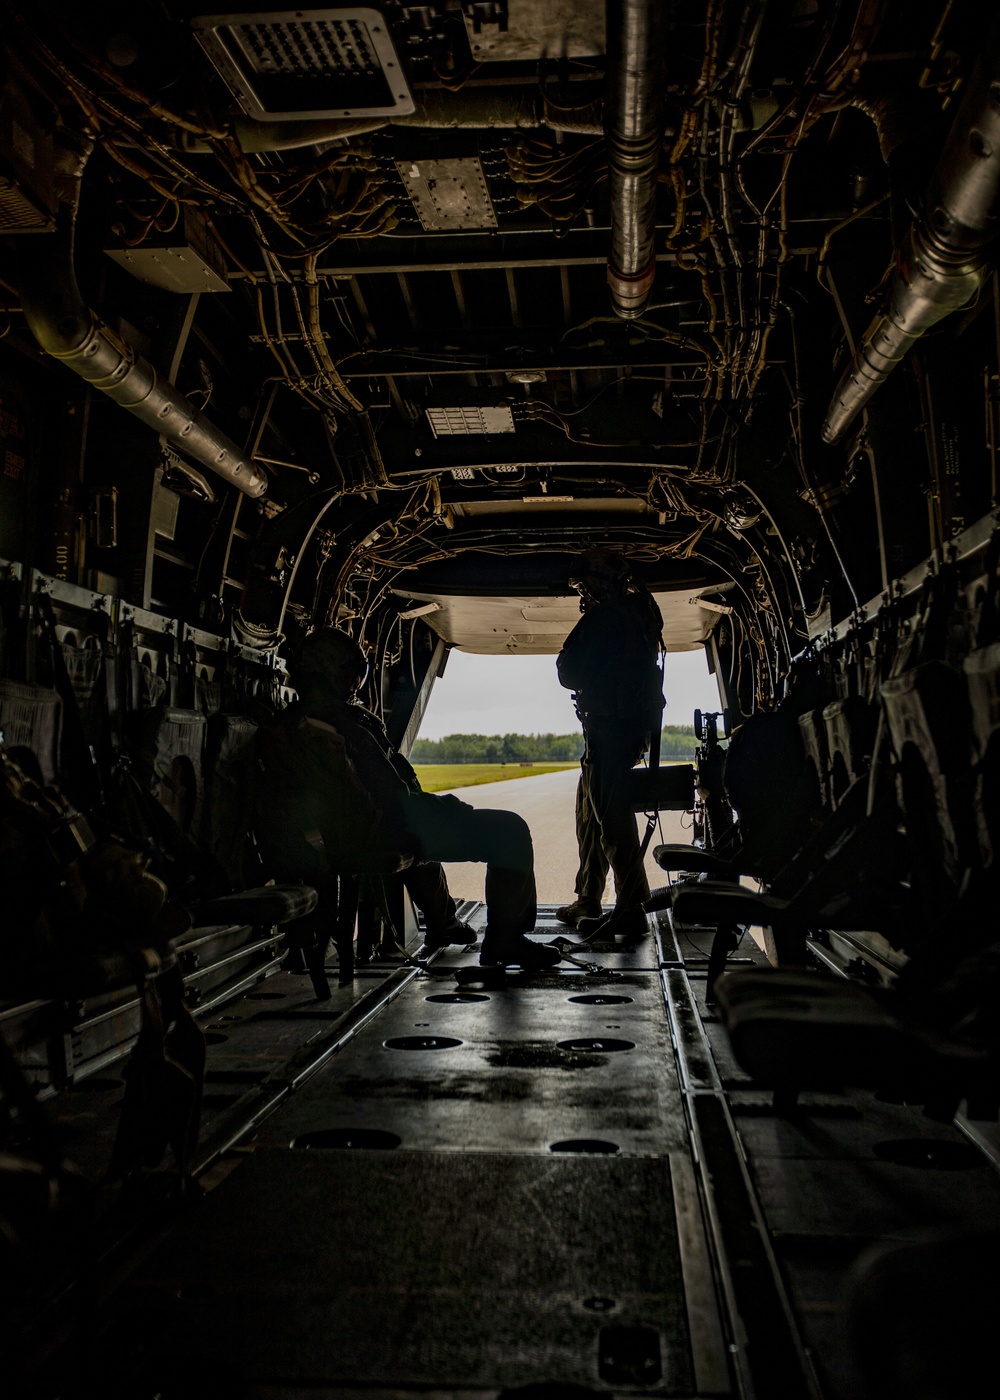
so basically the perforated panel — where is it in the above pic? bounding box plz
[193,9,414,118]
[425,405,515,437]
[236,15,376,75]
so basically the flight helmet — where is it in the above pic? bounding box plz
[568,549,632,600]
[289,629,369,698]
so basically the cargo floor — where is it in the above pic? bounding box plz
[71,909,1000,1399]
[90,910,725,1398]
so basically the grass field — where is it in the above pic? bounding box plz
[412,762,578,792]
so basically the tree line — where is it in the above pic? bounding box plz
[411,727,699,765]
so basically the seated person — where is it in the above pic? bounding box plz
[261,630,559,970]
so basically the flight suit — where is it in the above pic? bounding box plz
[260,699,537,941]
[558,594,663,912]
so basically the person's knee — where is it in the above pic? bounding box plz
[497,810,533,865]
[505,810,532,849]
[479,809,533,871]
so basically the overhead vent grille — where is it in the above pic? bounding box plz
[0,179,50,233]
[193,9,414,119]
[426,406,515,437]
[0,80,56,234]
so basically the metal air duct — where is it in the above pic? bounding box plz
[179,88,605,153]
[605,0,668,320]
[19,137,267,499]
[822,23,1000,445]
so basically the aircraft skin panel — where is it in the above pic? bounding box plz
[389,590,721,653]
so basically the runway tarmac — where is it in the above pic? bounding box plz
[436,765,694,906]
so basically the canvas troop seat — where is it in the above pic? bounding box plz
[652,708,826,990]
[714,964,994,1119]
[823,695,879,807]
[964,640,1000,868]
[798,707,831,810]
[881,661,975,907]
[128,707,207,837]
[962,531,1000,869]
[0,679,61,783]
[201,712,259,886]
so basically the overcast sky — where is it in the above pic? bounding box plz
[417,647,722,740]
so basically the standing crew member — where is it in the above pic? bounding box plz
[555,551,664,938]
[261,630,560,971]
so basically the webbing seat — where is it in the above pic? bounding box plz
[714,966,992,1118]
[653,843,749,877]
[183,883,318,929]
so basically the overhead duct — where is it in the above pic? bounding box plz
[604,0,668,320]
[19,135,268,499]
[822,22,1000,445]
[179,87,605,153]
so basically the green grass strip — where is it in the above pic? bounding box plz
[412,762,579,792]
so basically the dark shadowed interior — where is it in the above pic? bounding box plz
[2,4,1000,1398]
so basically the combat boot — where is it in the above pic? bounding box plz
[576,906,649,942]
[554,897,603,926]
[423,919,478,949]
[479,929,562,969]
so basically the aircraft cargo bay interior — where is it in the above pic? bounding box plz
[2,3,1000,1397]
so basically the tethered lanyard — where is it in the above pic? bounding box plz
[639,649,667,858]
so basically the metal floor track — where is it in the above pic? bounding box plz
[60,907,1000,1400]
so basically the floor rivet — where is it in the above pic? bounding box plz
[291,1129,402,1150]
[873,1138,984,1170]
[384,1035,463,1051]
[557,1038,635,1053]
